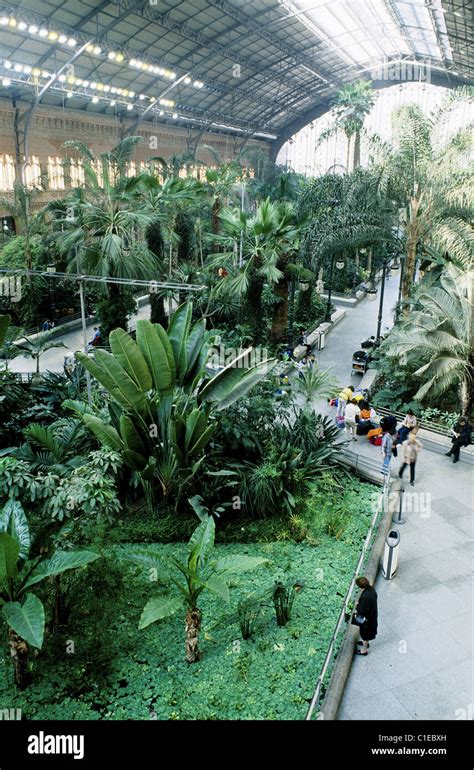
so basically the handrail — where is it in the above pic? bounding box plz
[305,484,387,721]
[374,405,453,437]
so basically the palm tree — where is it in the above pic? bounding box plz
[0,184,46,271]
[380,265,472,414]
[211,198,301,342]
[332,81,375,171]
[47,137,157,335]
[15,329,66,377]
[372,92,474,301]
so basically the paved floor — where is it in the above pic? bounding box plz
[310,276,473,721]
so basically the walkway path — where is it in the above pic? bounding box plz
[306,274,472,721]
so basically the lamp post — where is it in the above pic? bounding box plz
[2,219,9,243]
[395,255,405,320]
[376,255,390,342]
[324,255,345,323]
[46,263,56,322]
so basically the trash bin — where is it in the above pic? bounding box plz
[382,529,400,580]
[318,330,326,350]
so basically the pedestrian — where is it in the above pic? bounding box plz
[337,385,354,418]
[354,576,378,656]
[344,398,360,440]
[42,319,50,332]
[399,430,422,486]
[398,409,417,443]
[446,417,472,464]
[381,429,394,478]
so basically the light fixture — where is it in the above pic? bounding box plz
[126,103,133,110]
[86,44,94,53]
[193,80,204,88]
[8,17,17,28]
[18,21,27,31]
[90,82,97,89]
[32,68,41,77]
[93,46,101,55]
[172,112,178,119]
[28,24,38,34]
[366,286,378,301]
[67,75,75,84]
[108,51,116,60]
[46,263,56,274]
[66,91,73,98]
[0,16,9,26]
[159,109,164,116]
[139,94,145,100]
[110,99,116,106]
[2,77,11,86]
[48,31,58,41]
[59,34,67,44]
[14,63,23,72]
[67,38,76,47]
[82,80,90,87]
[3,60,12,69]
[39,28,48,37]
[103,84,110,92]
[184,76,191,84]
[335,260,345,270]
[92,96,99,103]
[23,64,32,74]
[58,74,66,82]
[128,90,135,97]
[115,53,124,63]
[129,59,136,67]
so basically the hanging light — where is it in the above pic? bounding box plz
[391,260,400,271]
[335,260,345,270]
[366,286,378,301]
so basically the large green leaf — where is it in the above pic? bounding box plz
[168,303,193,382]
[0,499,30,561]
[109,328,152,391]
[184,321,207,382]
[0,314,11,346]
[0,532,19,584]
[205,574,230,603]
[139,594,183,629]
[153,323,176,383]
[3,593,45,648]
[214,555,269,574]
[136,320,175,394]
[122,448,148,472]
[198,354,276,410]
[76,350,146,413]
[187,516,215,567]
[22,550,99,589]
[120,414,148,455]
[82,415,124,452]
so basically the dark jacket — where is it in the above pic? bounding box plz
[356,586,378,641]
[452,421,472,446]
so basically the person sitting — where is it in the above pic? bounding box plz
[446,417,472,464]
[356,400,374,435]
[90,327,101,347]
[398,409,417,443]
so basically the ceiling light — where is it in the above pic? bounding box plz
[92,96,99,103]
[32,68,41,77]
[108,51,116,60]
[127,103,133,110]
[2,77,11,86]
[67,75,75,84]
[86,44,94,53]
[116,53,124,63]
[97,83,104,91]
[58,74,66,82]
[14,63,23,72]
[142,63,150,71]
[0,17,9,26]
[39,28,48,37]
[90,82,97,89]
[159,110,164,116]
[184,76,191,84]
[42,71,51,79]
[67,38,76,47]
[8,18,17,28]
[139,94,145,100]
[103,84,110,92]
[110,86,117,93]
[110,99,116,106]
[129,59,136,67]
[128,90,135,97]
[93,46,101,55]
[82,80,90,88]
[172,112,178,119]
[169,72,176,79]
[4,61,12,69]
[18,21,27,31]
[66,91,73,98]
[193,80,204,88]
[48,31,58,41]
[23,64,32,74]
[28,24,38,34]
[59,34,67,44]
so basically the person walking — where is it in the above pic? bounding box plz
[381,429,394,479]
[354,576,378,656]
[399,431,422,486]
[337,385,354,418]
[446,417,472,464]
[344,398,360,440]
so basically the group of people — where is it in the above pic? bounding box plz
[41,319,54,332]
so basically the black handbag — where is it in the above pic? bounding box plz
[351,613,366,627]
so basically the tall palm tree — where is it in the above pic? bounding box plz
[372,91,474,301]
[46,137,157,335]
[332,80,375,171]
[380,265,473,414]
[210,198,301,342]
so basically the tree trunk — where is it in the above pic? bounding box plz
[346,135,351,174]
[459,378,471,417]
[246,274,264,343]
[185,608,202,663]
[401,197,421,302]
[8,628,31,689]
[270,276,290,344]
[353,131,361,169]
[211,198,221,236]
[53,574,68,627]
[149,293,167,326]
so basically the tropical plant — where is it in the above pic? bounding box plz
[0,498,99,688]
[126,514,268,662]
[371,93,474,299]
[316,81,375,172]
[215,592,265,640]
[293,366,339,406]
[75,302,275,509]
[0,184,46,271]
[272,580,304,626]
[14,329,66,377]
[380,265,473,414]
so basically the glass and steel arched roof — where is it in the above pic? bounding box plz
[0,0,471,151]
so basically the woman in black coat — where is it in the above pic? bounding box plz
[446,417,472,464]
[354,576,378,656]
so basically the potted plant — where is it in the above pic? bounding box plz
[344,600,354,623]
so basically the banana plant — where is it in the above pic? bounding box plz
[126,512,269,663]
[75,302,275,507]
[0,498,99,688]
